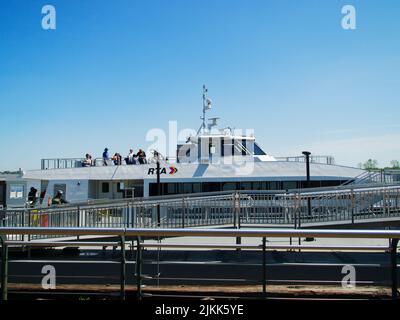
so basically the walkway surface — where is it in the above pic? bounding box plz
[6,283,392,299]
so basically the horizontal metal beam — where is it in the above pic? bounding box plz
[3,240,390,251]
[6,241,120,247]
[141,243,389,251]
[0,227,125,236]
[2,227,400,239]
[142,244,261,249]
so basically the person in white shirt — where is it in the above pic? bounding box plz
[82,153,93,167]
[126,149,136,165]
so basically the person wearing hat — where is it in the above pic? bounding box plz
[52,190,68,205]
[102,148,110,166]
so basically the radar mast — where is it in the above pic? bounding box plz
[198,85,212,135]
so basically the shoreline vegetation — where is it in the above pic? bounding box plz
[358,159,400,170]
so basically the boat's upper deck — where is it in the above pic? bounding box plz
[26,160,364,181]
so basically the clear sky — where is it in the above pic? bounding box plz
[0,0,399,170]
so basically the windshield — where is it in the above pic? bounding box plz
[254,142,266,155]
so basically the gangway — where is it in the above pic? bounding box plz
[341,169,400,186]
[1,184,400,243]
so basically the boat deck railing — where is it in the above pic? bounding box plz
[1,227,400,300]
[2,184,400,241]
[274,155,335,165]
[41,154,336,170]
[40,157,161,170]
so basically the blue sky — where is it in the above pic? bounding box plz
[0,0,399,170]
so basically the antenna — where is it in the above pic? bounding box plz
[207,117,219,132]
[199,85,212,134]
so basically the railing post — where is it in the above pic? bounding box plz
[77,206,80,241]
[237,193,241,230]
[351,189,355,224]
[233,193,237,228]
[126,202,130,228]
[235,192,241,248]
[136,236,142,300]
[384,190,388,217]
[1,235,8,301]
[262,237,267,298]
[291,193,297,248]
[391,238,399,300]
[20,207,25,229]
[298,197,302,248]
[120,235,126,300]
[28,209,31,242]
[294,193,297,230]
[182,198,185,229]
[298,197,302,229]
[129,202,132,228]
[132,203,136,228]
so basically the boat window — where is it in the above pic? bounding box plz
[310,181,321,188]
[147,179,348,196]
[254,142,266,155]
[282,181,297,190]
[240,182,252,190]
[259,182,268,190]
[202,182,220,192]
[269,181,281,190]
[167,183,177,194]
[134,186,144,197]
[241,140,247,156]
[321,180,341,187]
[9,184,24,199]
[192,183,201,193]
[149,183,157,196]
[252,182,262,190]
[181,183,193,194]
[101,182,110,193]
[222,182,237,191]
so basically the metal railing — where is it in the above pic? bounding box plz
[1,185,400,241]
[1,227,400,300]
[342,169,400,186]
[41,154,338,170]
[274,155,335,165]
[41,157,156,170]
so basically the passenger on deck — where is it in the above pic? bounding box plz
[52,190,68,205]
[112,153,122,165]
[27,187,38,207]
[137,149,147,164]
[82,153,93,167]
[125,149,136,165]
[102,148,109,166]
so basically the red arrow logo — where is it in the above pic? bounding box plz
[169,166,178,174]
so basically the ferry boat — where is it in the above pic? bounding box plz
[5,87,365,207]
